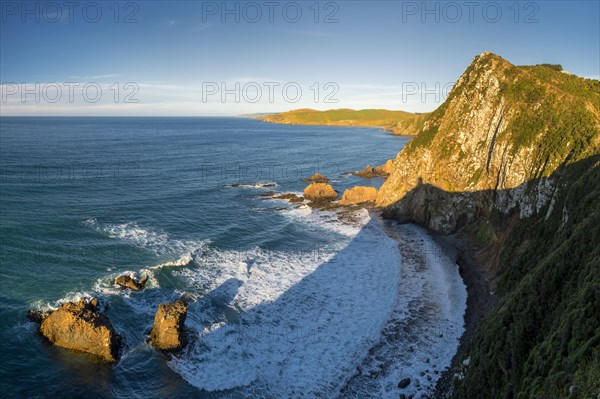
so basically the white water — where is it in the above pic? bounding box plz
[339,223,467,398]
[169,209,402,398]
[58,205,466,399]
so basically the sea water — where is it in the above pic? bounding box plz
[0,117,466,398]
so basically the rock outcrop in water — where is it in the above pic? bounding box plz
[375,52,600,398]
[373,160,394,176]
[351,164,378,178]
[303,183,338,202]
[114,274,148,291]
[350,161,393,178]
[303,173,329,183]
[39,298,119,362]
[339,186,378,206]
[275,193,304,203]
[149,300,187,351]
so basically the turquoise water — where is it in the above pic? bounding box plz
[1,117,422,398]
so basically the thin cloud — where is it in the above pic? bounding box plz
[67,74,121,80]
[159,19,179,28]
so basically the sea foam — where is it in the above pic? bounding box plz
[168,209,404,398]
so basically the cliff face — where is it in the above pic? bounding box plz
[377,52,600,234]
[376,53,600,398]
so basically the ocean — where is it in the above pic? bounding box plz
[0,117,466,399]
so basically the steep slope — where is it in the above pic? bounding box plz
[453,155,600,399]
[258,108,428,135]
[375,53,600,398]
[377,52,600,233]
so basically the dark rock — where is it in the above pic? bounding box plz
[273,193,304,203]
[398,378,411,388]
[27,309,52,323]
[114,274,148,291]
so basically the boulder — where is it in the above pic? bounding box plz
[373,159,393,176]
[114,274,148,291]
[303,173,329,183]
[351,162,392,178]
[353,164,377,178]
[303,183,338,202]
[149,300,187,351]
[39,298,119,362]
[398,378,411,388]
[339,186,378,206]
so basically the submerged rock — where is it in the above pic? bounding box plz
[303,173,329,183]
[149,300,187,351]
[273,193,304,203]
[398,378,411,388]
[27,309,52,323]
[339,186,378,206]
[303,183,338,202]
[114,274,148,291]
[39,298,119,362]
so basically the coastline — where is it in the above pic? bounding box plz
[250,116,417,136]
[375,207,497,398]
[348,210,467,398]
[430,232,499,398]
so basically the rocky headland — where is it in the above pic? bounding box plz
[374,52,599,398]
[256,108,428,135]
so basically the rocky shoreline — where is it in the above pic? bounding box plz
[262,175,487,397]
[28,274,189,363]
[28,171,490,397]
[429,232,498,398]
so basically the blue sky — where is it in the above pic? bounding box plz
[1,0,599,115]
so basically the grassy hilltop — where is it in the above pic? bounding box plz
[257,108,429,135]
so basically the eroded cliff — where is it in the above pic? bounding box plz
[376,53,600,398]
[377,52,599,234]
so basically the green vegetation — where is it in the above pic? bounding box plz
[258,108,428,135]
[455,156,600,399]
[403,53,600,174]
[378,52,600,398]
[535,63,564,72]
[500,64,599,177]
